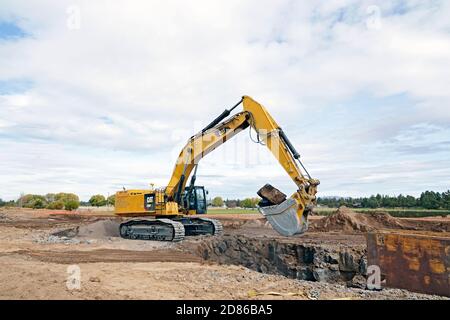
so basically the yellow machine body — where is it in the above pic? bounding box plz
[115,189,179,216]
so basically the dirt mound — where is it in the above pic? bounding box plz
[53,220,121,239]
[311,207,406,233]
[77,220,121,238]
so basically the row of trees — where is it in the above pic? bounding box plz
[211,197,260,209]
[318,190,450,210]
[88,194,115,207]
[0,199,15,207]
[4,190,449,211]
[210,190,450,210]
[14,193,81,210]
[0,193,117,210]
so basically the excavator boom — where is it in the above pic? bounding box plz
[115,96,319,240]
[164,96,319,236]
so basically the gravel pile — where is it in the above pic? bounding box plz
[51,220,121,239]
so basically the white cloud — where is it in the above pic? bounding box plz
[1,94,31,108]
[0,0,450,200]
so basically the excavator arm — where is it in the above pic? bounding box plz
[165,96,319,236]
[165,110,249,201]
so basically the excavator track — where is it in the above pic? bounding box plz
[200,217,223,235]
[174,217,223,237]
[119,218,185,242]
[119,217,223,242]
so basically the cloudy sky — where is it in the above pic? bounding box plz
[0,0,449,201]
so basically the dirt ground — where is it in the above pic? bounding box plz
[0,207,448,300]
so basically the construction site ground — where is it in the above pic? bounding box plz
[0,207,448,300]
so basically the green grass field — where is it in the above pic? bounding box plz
[315,207,450,218]
[207,207,450,218]
[207,208,258,214]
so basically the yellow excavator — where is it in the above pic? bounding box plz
[114,96,319,241]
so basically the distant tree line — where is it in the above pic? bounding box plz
[318,190,450,210]
[7,193,82,210]
[88,194,115,207]
[4,190,449,211]
[210,196,260,209]
[0,198,15,207]
[0,193,116,210]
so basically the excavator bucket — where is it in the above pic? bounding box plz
[256,184,308,236]
[257,198,308,236]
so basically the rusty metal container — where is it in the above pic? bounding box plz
[367,230,449,297]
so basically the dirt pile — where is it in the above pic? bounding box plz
[310,207,406,233]
[53,220,120,239]
[78,220,121,238]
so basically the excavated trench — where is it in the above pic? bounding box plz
[191,207,450,287]
[49,216,370,287]
[40,207,450,291]
[194,234,368,287]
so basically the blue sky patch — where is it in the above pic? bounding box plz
[0,79,34,95]
[0,21,28,40]
[391,1,410,15]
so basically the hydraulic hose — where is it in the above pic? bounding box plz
[201,98,243,133]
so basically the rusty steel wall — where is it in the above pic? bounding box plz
[367,231,450,297]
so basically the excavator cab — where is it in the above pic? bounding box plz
[182,186,207,214]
